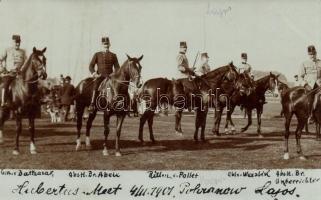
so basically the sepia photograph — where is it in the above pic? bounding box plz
[0,0,321,199]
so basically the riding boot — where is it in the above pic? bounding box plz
[88,90,97,114]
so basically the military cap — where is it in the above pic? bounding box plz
[102,37,110,44]
[241,53,247,59]
[201,52,209,58]
[307,45,316,55]
[65,76,71,81]
[180,41,187,48]
[12,34,21,42]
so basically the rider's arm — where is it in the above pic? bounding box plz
[89,53,98,75]
[299,62,306,79]
[177,55,186,72]
[113,54,120,72]
[0,49,7,71]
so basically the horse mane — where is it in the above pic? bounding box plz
[201,64,236,80]
[20,53,34,76]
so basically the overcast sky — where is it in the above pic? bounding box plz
[1,0,321,84]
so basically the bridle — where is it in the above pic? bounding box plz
[24,54,46,84]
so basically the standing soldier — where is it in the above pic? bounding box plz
[197,52,211,75]
[239,53,252,77]
[60,76,75,121]
[177,41,195,79]
[0,34,27,107]
[88,36,120,113]
[300,45,321,123]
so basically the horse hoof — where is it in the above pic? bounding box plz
[175,131,183,136]
[258,134,264,138]
[299,156,307,160]
[12,150,20,156]
[241,128,246,133]
[102,149,109,156]
[231,130,237,135]
[150,139,156,144]
[283,153,289,160]
[115,152,122,157]
[201,138,206,142]
[30,150,37,155]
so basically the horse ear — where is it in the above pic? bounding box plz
[276,74,280,78]
[42,47,47,53]
[138,55,143,62]
[126,54,132,60]
[33,47,36,53]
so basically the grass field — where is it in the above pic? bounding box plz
[0,102,320,170]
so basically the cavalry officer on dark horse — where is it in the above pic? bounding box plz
[88,36,120,113]
[0,35,27,107]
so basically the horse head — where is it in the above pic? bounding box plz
[126,54,143,88]
[268,72,280,97]
[23,47,47,81]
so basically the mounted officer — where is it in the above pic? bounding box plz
[177,41,195,79]
[300,45,321,123]
[88,36,120,113]
[239,53,252,76]
[0,34,27,107]
[300,45,321,90]
[197,52,211,75]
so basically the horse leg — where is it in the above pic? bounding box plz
[241,108,252,132]
[13,112,22,155]
[175,109,183,135]
[147,111,155,143]
[194,108,201,141]
[115,115,125,156]
[29,117,37,154]
[305,122,309,134]
[102,112,110,156]
[316,123,321,141]
[138,110,149,143]
[283,112,293,160]
[0,113,4,144]
[76,105,85,151]
[224,111,230,135]
[200,109,208,141]
[257,106,263,137]
[85,110,97,149]
[296,118,307,160]
[212,108,223,136]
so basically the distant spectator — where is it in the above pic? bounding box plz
[60,76,75,121]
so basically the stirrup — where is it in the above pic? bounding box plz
[88,104,95,113]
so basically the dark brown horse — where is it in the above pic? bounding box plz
[224,72,279,136]
[277,81,320,160]
[211,72,253,136]
[0,47,47,155]
[74,55,143,156]
[138,62,248,142]
[314,90,321,140]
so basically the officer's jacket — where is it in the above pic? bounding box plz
[89,51,120,77]
[300,59,321,87]
[0,47,27,71]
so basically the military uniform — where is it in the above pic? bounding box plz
[239,62,252,75]
[299,59,321,88]
[0,47,27,72]
[198,52,211,75]
[89,51,120,78]
[198,63,211,75]
[177,52,191,78]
